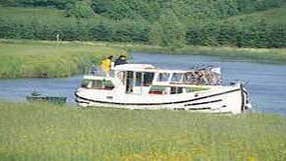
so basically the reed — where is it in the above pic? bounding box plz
[1,39,285,79]
[0,102,285,161]
[0,39,126,78]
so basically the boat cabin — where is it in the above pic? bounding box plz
[80,64,221,95]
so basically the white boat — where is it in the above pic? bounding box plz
[75,64,252,114]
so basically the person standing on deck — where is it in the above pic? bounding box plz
[100,56,113,76]
[114,55,128,66]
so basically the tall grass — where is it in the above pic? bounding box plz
[1,38,285,79]
[0,39,126,78]
[0,102,285,161]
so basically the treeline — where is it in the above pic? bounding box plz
[0,15,150,42]
[1,0,284,20]
[1,14,285,48]
[187,21,286,48]
[0,0,285,48]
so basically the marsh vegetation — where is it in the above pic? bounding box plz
[0,39,126,78]
[0,102,285,161]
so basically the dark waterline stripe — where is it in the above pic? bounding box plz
[75,88,240,106]
[184,99,222,106]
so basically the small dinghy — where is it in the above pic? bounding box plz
[26,91,67,105]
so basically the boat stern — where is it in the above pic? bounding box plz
[239,82,252,113]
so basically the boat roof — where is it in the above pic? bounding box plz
[113,64,188,73]
[114,64,155,70]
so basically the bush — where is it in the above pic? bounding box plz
[158,10,186,48]
[148,22,164,46]
[65,1,94,18]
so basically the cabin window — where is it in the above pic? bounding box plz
[143,72,154,86]
[149,86,168,95]
[157,73,170,82]
[135,72,143,86]
[92,80,103,89]
[185,87,209,93]
[183,72,197,84]
[81,79,114,90]
[170,87,183,94]
[171,73,183,82]
[102,80,115,90]
[81,80,92,88]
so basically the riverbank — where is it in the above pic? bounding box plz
[0,39,126,78]
[0,102,285,161]
[112,43,286,64]
[5,39,286,63]
[1,39,285,78]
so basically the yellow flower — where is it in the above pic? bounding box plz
[247,156,257,161]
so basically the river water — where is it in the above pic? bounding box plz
[0,52,285,115]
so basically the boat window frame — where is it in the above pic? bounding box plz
[170,87,183,94]
[171,73,184,82]
[135,72,143,87]
[143,72,155,86]
[81,79,115,90]
[149,85,168,95]
[157,72,171,82]
[185,86,210,93]
[116,71,126,85]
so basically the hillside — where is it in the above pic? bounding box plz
[222,5,286,25]
[0,0,285,48]
[186,5,286,48]
[1,0,284,21]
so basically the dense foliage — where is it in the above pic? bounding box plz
[186,20,286,48]
[0,0,285,48]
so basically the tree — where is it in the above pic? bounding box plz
[66,1,94,18]
[158,9,186,48]
[148,22,163,46]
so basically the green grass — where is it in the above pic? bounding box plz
[0,5,65,17]
[223,5,286,25]
[0,39,126,78]
[1,39,285,79]
[0,102,285,161]
[0,5,106,23]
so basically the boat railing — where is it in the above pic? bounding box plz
[89,66,116,77]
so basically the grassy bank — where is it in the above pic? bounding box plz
[0,102,285,161]
[127,45,286,63]
[1,39,285,79]
[0,39,126,78]
[63,40,286,64]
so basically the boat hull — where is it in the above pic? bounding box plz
[26,96,67,105]
[75,85,250,114]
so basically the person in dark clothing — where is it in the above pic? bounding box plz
[114,55,128,66]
